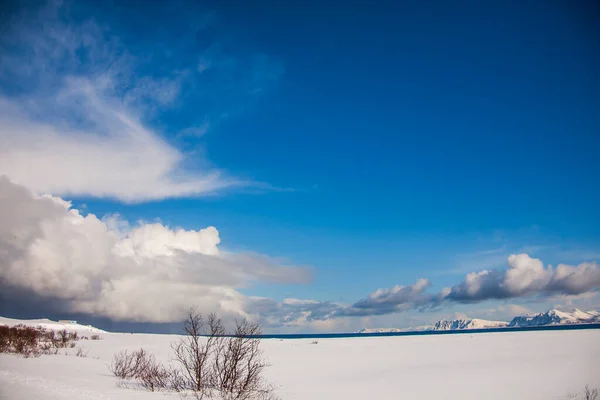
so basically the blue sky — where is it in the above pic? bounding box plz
[0,0,599,332]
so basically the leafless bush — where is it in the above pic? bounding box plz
[585,386,599,400]
[108,309,277,399]
[109,347,178,392]
[39,329,78,349]
[76,347,89,357]
[168,367,187,392]
[90,334,101,340]
[21,346,41,358]
[0,325,11,352]
[309,340,318,345]
[210,319,273,400]
[138,361,171,392]
[45,347,60,355]
[567,386,599,400]
[59,330,79,344]
[0,325,47,356]
[109,348,154,379]
[0,325,82,356]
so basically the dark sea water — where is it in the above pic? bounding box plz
[256,323,600,340]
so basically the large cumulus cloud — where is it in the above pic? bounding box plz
[0,178,310,323]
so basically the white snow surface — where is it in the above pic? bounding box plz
[1,322,599,399]
[0,316,106,333]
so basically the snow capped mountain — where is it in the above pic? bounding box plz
[508,309,600,327]
[357,326,432,334]
[357,309,600,333]
[432,318,508,331]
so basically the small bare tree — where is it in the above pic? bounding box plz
[211,319,271,400]
[172,309,225,398]
[172,308,276,400]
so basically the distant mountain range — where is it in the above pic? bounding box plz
[357,309,600,334]
[508,309,600,327]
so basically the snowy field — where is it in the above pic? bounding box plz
[1,327,599,400]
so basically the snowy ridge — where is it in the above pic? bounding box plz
[0,316,106,333]
[508,309,600,327]
[432,318,508,331]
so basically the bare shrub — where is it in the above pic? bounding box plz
[567,386,599,400]
[108,309,277,399]
[21,346,41,358]
[211,319,272,400]
[585,386,599,400]
[109,347,176,392]
[0,325,44,356]
[309,340,318,345]
[109,348,153,380]
[138,361,171,392]
[58,329,70,346]
[0,325,81,357]
[45,347,60,355]
[76,347,89,357]
[168,367,187,392]
[90,334,101,340]
[0,325,11,352]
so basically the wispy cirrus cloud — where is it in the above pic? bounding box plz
[0,0,282,202]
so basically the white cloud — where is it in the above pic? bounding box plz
[0,178,310,323]
[267,254,600,324]
[0,89,242,202]
[347,278,433,315]
[445,254,600,302]
[0,1,281,203]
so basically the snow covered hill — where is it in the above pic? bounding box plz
[0,316,106,333]
[432,318,508,331]
[508,309,600,327]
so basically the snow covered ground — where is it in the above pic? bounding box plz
[1,327,599,399]
[0,316,106,334]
